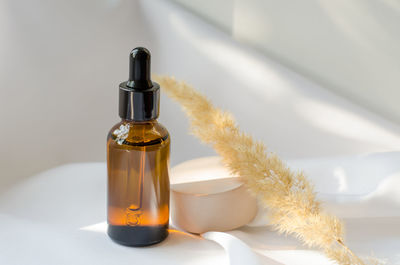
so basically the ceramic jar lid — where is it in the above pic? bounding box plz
[170,156,258,234]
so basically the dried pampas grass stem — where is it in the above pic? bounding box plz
[155,75,380,265]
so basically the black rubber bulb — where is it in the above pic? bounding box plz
[127,47,153,90]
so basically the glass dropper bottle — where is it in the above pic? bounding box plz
[107,47,170,246]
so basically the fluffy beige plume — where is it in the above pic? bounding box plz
[155,75,381,265]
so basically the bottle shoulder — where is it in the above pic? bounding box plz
[107,120,169,148]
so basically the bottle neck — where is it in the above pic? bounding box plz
[121,118,158,124]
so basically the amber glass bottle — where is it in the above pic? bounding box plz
[107,47,170,246]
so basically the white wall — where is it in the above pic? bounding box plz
[172,0,400,124]
[0,0,151,185]
[2,0,400,189]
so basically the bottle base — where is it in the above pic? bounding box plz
[107,224,168,247]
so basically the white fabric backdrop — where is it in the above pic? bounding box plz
[1,0,400,190]
[173,0,400,124]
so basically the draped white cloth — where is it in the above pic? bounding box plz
[0,153,399,264]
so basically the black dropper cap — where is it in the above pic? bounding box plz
[119,47,160,121]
